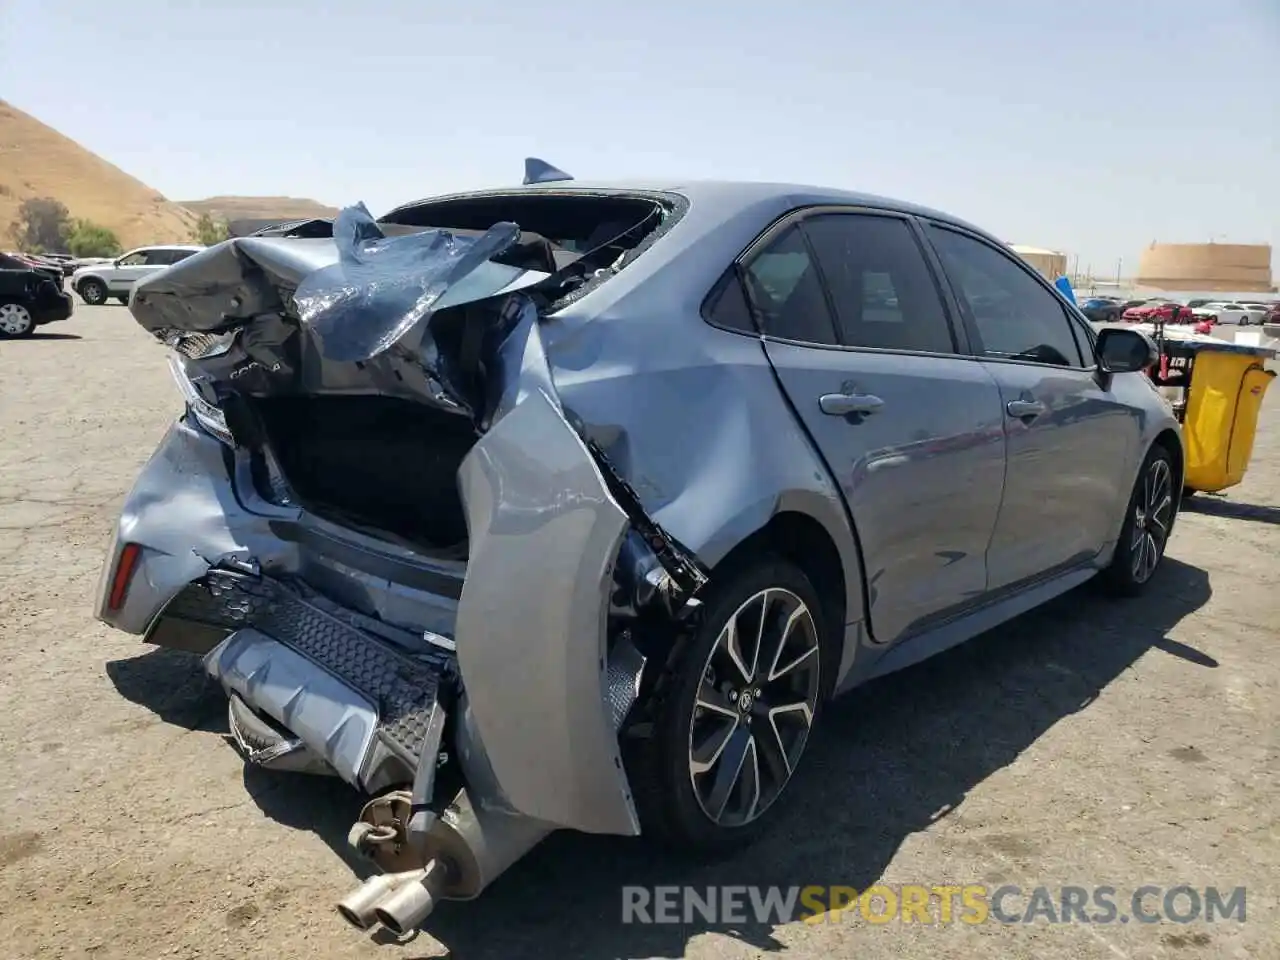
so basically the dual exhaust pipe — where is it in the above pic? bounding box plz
[337,859,451,936]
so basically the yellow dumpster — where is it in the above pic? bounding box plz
[1181,346,1276,493]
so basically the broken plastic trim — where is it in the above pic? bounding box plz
[292,203,522,363]
[583,437,708,607]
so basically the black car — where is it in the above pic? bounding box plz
[1077,296,1125,323]
[0,253,74,337]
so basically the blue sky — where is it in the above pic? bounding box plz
[2,0,1276,276]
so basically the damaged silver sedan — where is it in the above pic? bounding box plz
[96,173,1183,936]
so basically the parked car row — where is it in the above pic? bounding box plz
[1189,301,1273,326]
[1076,293,1279,328]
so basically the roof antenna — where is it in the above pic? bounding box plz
[523,157,574,185]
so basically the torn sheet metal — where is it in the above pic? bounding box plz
[292,204,521,363]
[129,203,549,418]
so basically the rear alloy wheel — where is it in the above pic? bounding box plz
[79,279,108,305]
[629,557,830,853]
[689,587,821,827]
[1103,445,1176,595]
[0,302,35,338]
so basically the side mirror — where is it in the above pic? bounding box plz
[1096,327,1159,374]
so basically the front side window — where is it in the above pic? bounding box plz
[742,225,838,345]
[801,214,957,354]
[117,251,147,266]
[927,226,1085,367]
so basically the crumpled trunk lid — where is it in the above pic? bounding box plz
[131,203,551,419]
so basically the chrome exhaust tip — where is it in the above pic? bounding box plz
[335,870,426,931]
[371,860,450,936]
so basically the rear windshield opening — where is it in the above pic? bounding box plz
[381,192,670,294]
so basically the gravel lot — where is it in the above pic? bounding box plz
[1,305,1276,960]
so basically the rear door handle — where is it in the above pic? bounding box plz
[1006,399,1046,419]
[820,393,884,416]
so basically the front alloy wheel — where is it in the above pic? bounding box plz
[1103,444,1176,595]
[0,302,35,337]
[1130,455,1173,584]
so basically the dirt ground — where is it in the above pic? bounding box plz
[1,306,1276,960]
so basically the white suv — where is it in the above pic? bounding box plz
[71,245,204,305]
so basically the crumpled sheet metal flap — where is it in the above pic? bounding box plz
[130,237,337,336]
[131,203,526,367]
[293,203,521,362]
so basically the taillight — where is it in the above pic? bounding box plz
[107,542,142,611]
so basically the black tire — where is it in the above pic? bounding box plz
[1102,444,1177,596]
[628,555,834,855]
[79,279,108,305]
[0,300,36,338]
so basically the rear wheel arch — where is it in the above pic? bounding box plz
[701,509,852,693]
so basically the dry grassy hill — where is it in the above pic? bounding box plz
[181,196,339,223]
[0,100,337,251]
[0,99,198,250]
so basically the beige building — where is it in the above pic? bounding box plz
[1010,244,1068,280]
[1135,242,1274,293]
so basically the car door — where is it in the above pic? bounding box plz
[105,249,154,293]
[923,222,1140,590]
[743,210,1008,644]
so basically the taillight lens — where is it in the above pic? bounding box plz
[167,353,233,444]
[107,543,142,611]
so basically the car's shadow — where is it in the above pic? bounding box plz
[27,331,83,340]
[107,558,1213,959]
[1182,494,1280,526]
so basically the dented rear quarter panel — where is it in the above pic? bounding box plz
[533,184,875,685]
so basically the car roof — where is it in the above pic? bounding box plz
[384,178,992,237]
[127,244,205,252]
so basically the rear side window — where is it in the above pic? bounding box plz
[703,268,756,334]
[742,225,838,345]
[927,226,1085,367]
[801,214,957,354]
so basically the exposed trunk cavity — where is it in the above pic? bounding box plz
[251,395,475,555]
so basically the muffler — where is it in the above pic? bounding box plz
[335,786,552,934]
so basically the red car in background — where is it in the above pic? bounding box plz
[1122,301,1195,324]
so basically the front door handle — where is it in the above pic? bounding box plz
[820,393,884,416]
[1006,399,1046,419]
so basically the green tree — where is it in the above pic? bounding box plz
[8,196,71,253]
[192,213,229,246]
[66,219,123,258]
